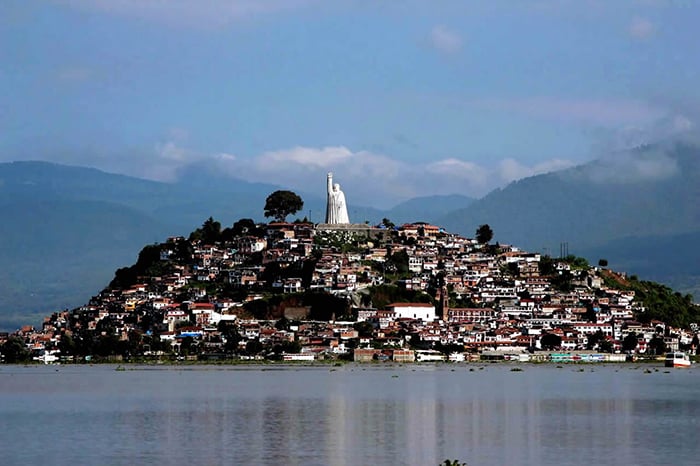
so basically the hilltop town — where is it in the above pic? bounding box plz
[2,209,699,364]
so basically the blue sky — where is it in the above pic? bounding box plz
[1,0,698,207]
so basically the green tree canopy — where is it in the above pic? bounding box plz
[221,218,261,242]
[264,190,304,222]
[648,335,666,355]
[476,224,494,244]
[388,249,410,276]
[598,339,614,353]
[109,243,170,289]
[602,272,700,328]
[189,217,222,244]
[622,332,638,353]
[1,336,31,363]
[232,218,258,237]
[540,333,562,350]
[538,255,556,276]
[586,329,606,350]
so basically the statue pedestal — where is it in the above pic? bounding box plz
[315,223,390,240]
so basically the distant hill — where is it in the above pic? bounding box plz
[0,161,282,234]
[439,142,700,298]
[0,161,283,330]
[385,194,474,225]
[577,230,700,299]
[0,198,170,329]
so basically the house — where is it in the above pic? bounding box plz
[447,308,496,323]
[392,349,415,362]
[387,303,436,322]
[353,348,378,362]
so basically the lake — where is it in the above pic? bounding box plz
[1,363,699,466]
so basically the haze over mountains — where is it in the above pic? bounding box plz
[1,141,698,330]
[0,160,472,330]
[439,142,700,298]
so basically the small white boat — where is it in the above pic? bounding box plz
[664,352,691,368]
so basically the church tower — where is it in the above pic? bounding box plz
[438,284,449,321]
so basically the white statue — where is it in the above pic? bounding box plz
[325,172,350,224]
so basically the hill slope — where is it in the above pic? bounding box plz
[386,194,474,224]
[0,161,469,329]
[439,142,700,297]
[0,162,282,330]
[0,199,171,329]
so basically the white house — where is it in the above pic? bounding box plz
[387,303,436,322]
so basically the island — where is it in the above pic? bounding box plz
[2,180,699,364]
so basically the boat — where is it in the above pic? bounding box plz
[33,352,59,365]
[664,352,691,368]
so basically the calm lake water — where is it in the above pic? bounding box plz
[1,363,699,466]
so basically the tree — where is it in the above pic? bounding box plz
[648,335,666,355]
[274,340,301,354]
[476,224,493,244]
[598,339,614,353]
[388,249,410,276]
[189,217,222,244]
[179,336,195,355]
[1,336,31,363]
[506,262,520,277]
[275,317,290,331]
[586,330,606,350]
[435,341,464,356]
[381,218,395,229]
[622,332,638,353]
[110,243,168,289]
[231,218,257,237]
[538,255,556,276]
[598,258,608,268]
[540,333,562,350]
[353,321,375,338]
[264,190,304,222]
[245,339,264,356]
[58,334,76,356]
[549,268,574,292]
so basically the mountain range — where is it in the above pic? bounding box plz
[1,141,698,330]
[439,142,700,299]
[0,160,472,330]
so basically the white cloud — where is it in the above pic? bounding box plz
[604,112,695,151]
[189,146,579,207]
[53,0,316,27]
[498,158,575,183]
[208,146,411,205]
[629,17,656,39]
[215,152,237,162]
[425,158,489,191]
[670,115,693,133]
[429,25,463,54]
[19,138,590,207]
[254,146,354,169]
[155,141,189,162]
[146,139,204,181]
[585,148,679,184]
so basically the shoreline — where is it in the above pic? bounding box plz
[2,358,687,369]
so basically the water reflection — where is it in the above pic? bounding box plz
[1,365,699,466]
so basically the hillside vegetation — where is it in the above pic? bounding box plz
[602,270,700,328]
